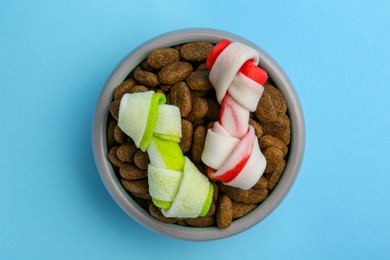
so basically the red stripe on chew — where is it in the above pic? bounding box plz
[239,61,268,86]
[206,39,231,71]
[208,154,250,183]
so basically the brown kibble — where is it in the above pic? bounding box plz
[219,184,249,202]
[114,125,127,144]
[130,85,149,93]
[185,216,216,227]
[259,135,288,157]
[266,159,286,190]
[130,192,151,200]
[114,78,137,100]
[205,98,221,122]
[168,82,192,117]
[140,60,154,72]
[106,118,117,147]
[176,220,187,226]
[119,163,147,180]
[121,178,149,194]
[132,197,150,210]
[245,188,269,204]
[212,183,219,202]
[216,194,233,229]
[255,85,287,124]
[186,97,208,122]
[205,202,216,217]
[179,119,193,153]
[180,42,214,62]
[146,47,180,70]
[160,84,172,92]
[149,204,177,224]
[191,125,206,163]
[133,67,159,87]
[116,141,137,162]
[109,99,120,120]
[108,146,125,168]
[134,150,150,170]
[249,118,263,138]
[232,201,258,219]
[186,70,213,91]
[158,62,193,84]
[263,146,284,173]
[252,176,268,190]
[262,114,291,145]
[196,63,207,71]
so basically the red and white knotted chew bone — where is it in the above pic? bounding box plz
[201,39,268,190]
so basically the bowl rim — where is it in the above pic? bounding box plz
[92,28,305,241]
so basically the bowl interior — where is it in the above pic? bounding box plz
[93,28,305,241]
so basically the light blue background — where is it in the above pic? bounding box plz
[1,0,389,259]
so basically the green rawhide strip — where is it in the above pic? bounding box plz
[139,93,166,151]
[148,164,182,209]
[162,157,211,218]
[153,105,182,143]
[147,136,184,171]
[199,183,214,217]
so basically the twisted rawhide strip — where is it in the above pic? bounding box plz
[118,91,213,218]
[201,39,268,190]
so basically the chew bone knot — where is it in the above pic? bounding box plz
[118,91,213,218]
[201,39,268,190]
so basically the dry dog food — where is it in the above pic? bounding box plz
[107,41,291,228]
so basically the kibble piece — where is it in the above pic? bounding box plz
[245,188,269,204]
[108,146,125,168]
[130,85,149,93]
[158,62,193,85]
[133,67,159,87]
[132,197,150,210]
[179,119,193,153]
[186,97,209,122]
[205,201,216,217]
[133,150,150,170]
[109,99,120,120]
[140,60,154,72]
[149,204,177,224]
[196,63,207,71]
[121,178,149,194]
[119,163,147,180]
[114,78,137,100]
[114,125,127,144]
[107,118,117,148]
[180,42,214,62]
[116,141,137,162]
[219,184,249,202]
[232,201,258,219]
[185,216,216,227]
[263,146,284,173]
[186,70,213,91]
[266,159,286,190]
[249,118,263,138]
[130,192,151,200]
[259,135,288,157]
[252,176,268,190]
[205,98,221,122]
[216,194,233,229]
[191,125,206,163]
[255,84,287,124]
[168,82,192,117]
[212,183,219,202]
[262,114,291,145]
[146,47,180,69]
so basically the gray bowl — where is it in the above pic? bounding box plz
[92,28,305,241]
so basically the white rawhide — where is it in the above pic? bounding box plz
[201,40,267,190]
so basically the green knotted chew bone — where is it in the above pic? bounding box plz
[147,136,184,171]
[148,164,182,209]
[153,104,182,143]
[162,157,213,218]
